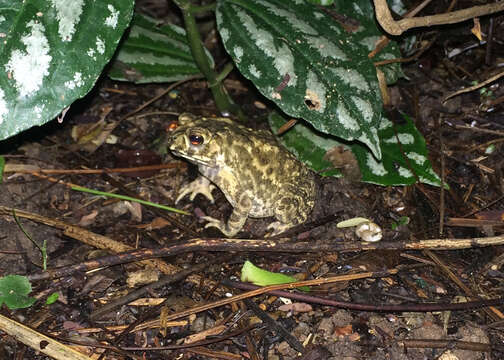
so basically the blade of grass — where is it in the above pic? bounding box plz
[71,186,190,215]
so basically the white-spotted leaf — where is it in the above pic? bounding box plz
[217,0,402,159]
[0,0,134,141]
[269,112,442,187]
[109,14,214,83]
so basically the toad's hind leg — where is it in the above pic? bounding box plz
[269,184,315,235]
[202,191,252,237]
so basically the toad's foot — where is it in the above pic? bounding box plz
[176,177,215,204]
[202,216,240,238]
[201,195,251,237]
[265,221,294,237]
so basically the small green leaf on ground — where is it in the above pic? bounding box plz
[0,275,36,309]
[46,292,59,305]
[241,260,310,291]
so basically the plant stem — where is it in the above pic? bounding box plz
[189,2,217,13]
[215,62,235,84]
[179,2,244,118]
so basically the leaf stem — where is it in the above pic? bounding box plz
[189,3,217,13]
[179,2,244,118]
[215,62,235,84]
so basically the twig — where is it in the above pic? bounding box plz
[373,0,504,36]
[444,70,504,102]
[0,314,93,360]
[2,205,504,278]
[4,163,185,174]
[18,234,504,282]
[223,279,504,313]
[424,250,503,321]
[399,339,491,352]
[453,123,504,137]
[90,263,208,320]
[244,298,304,353]
[0,205,180,276]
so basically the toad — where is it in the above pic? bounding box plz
[168,113,316,237]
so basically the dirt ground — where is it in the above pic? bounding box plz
[0,2,503,360]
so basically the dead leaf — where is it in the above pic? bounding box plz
[134,217,171,230]
[323,146,361,181]
[126,268,159,287]
[333,324,353,337]
[278,302,313,313]
[183,325,227,344]
[471,18,482,41]
[78,210,98,227]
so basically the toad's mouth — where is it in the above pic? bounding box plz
[170,150,216,168]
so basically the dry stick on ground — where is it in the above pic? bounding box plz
[0,205,180,276]
[399,339,492,353]
[222,280,504,313]
[424,249,504,321]
[3,163,186,175]
[244,298,304,354]
[444,70,504,102]
[24,235,504,281]
[0,314,94,360]
[1,204,503,280]
[54,324,255,355]
[90,263,208,320]
[373,0,504,36]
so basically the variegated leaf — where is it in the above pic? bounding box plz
[109,14,214,83]
[269,112,442,187]
[217,0,402,159]
[0,0,134,141]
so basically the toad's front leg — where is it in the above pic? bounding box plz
[202,191,252,237]
[175,176,216,204]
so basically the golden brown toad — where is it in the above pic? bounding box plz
[168,113,316,237]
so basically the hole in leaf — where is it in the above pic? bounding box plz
[304,90,321,110]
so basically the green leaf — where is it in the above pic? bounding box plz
[269,112,442,186]
[330,0,403,84]
[391,216,409,230]
[0,275,36,309]
[45,292,59,305]
[216,0,402,159]
[109,14,214,83]
[0,0,135,141]
[241,260,310,291]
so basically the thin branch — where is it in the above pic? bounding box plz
[373,0,504,35]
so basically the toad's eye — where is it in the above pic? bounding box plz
[189,133,204,145]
